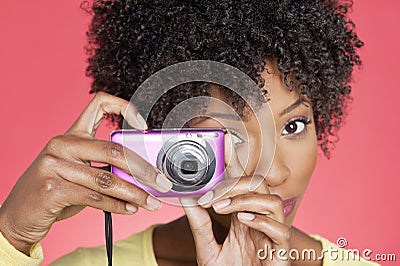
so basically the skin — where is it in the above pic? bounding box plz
[0,62,323,265]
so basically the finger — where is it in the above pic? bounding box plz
[57,205,86,221]
[179,197,219,262]
[44,136,173,193]
[55,160,162,211]
[211,193,285,223]
[46,176,139,215]
[67,92,147,137]
[198,175,270,207]
[237,213,291,254]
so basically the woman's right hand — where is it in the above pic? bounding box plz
[0,92,173,255]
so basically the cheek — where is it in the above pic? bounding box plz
[282,137,317,225]
[235,135,262,175]
[281,132,318,189]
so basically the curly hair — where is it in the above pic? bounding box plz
[81,0,363,158]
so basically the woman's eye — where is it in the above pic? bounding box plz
[281,119,310,136]
[227,130,245,145]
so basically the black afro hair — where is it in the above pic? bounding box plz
[81,0,363,158]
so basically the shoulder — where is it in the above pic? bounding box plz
[50,224,160,266]
[310,235,380,266]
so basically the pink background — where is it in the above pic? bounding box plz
[0,1,398,265]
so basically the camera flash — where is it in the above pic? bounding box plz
[196,132,219,138]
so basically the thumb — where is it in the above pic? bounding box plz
[180,197,220,262]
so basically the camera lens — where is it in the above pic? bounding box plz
[165,141,207,185]
[181,160,198,175]
[157,138,216,192]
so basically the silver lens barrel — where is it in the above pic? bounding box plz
[157,137,216,192]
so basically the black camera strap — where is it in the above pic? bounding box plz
[104,211,113,266]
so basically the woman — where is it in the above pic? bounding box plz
[0,0,377,265]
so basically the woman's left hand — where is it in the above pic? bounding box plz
[180,135,291,265]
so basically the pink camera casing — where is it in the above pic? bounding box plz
[110,128,225,197]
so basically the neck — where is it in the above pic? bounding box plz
[152,214,228,263]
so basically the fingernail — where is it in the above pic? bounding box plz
[156,173,173,192]
[212,198,231,210]
[237,212,255,221]
[198,190,214,205]
[136,113,148,130]
[146,196,161,210]
[126,203,138,213]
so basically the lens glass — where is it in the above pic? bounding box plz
[181,160,198,175]
[165,141,208,185]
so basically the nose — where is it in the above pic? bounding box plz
[266,150,290,187]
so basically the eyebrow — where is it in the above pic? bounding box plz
[279,97,309,117]
[200,112,241,121]
[197,98,309,121]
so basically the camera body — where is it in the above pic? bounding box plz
[110,128,225,197]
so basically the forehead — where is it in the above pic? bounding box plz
[259,62,302,115]
[206,61,301,116]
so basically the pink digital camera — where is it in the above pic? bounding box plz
[110,128,225,197]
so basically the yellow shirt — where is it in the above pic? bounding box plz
[0,231,43,266]
[0,225,379,266]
